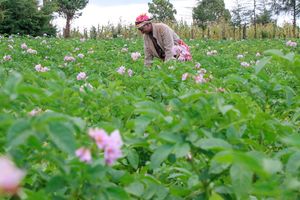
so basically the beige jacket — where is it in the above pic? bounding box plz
[143,23,180,66]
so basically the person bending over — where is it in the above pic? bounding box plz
[135,14,192,66]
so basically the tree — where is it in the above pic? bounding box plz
[0,0,56,36]
[274,0,300,37]
[256,0,273,25]
[231,0,252,39]
[55,0,88,38]
[148,0,177,21]
[193,0,231,38]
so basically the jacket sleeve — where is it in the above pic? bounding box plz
[161,26,175,62]
[144,40,154,66]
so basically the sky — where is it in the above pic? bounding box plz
[50,0,294,33]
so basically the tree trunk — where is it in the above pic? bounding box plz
[293,1,296,38]
[253,0,257,39]
[64,15,72,38]
[242,24,247,40]
[202,27,205,38]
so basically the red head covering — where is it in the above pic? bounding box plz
[135,14,152,28]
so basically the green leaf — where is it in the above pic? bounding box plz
[209,191,224,200]
[107,187,130,200]
[134,116,152,134]
[150,144,174,169]
[174,143,190,158]
[197,138,232,151]
[264,49,284,57]
[125,181,144,197]
[4,71,22,99]
[127,148,139,169]
[286,152,300,175]
[48,122,76,155]
[45,176,66,193]
[254,56,271,74]
[230,164,253,199]
[6,119,33,148]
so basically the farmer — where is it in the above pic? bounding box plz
[135,14,192,66]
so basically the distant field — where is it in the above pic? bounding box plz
[0,36,299,199]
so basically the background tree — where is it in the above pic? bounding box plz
[193,0,231,38]
[274,0,300,37]
[55,0,88,38]
[0,0,56,36]
[231,0,252,39]
[255,0,273,25]
[148,0,177,21]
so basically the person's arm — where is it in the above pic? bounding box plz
[144,40,154,66]
[161,26,175,61]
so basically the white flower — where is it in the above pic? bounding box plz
[64,55,75,62]
[121,47,128,52]
[198,68,207,75]
[27,48,37,54]
[237,54,244,59]
[256,52,261,57]
[77,53,84,58]
[21,43,27,49]
[240,62,250,67]
[80,38,86,42]
[79,83,94,92]
[168,66,175,70]
[3,55,12,61]
[117,66,126,75]
[131,52,141,61]
[8,45,13,49]
[127,69,133,77]
[77,72,87,80]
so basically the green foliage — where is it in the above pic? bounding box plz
[193,0,231,29]
[0,0,56,36]
[55,0,89,37]
[0,36,299,199]
[148,0,177,21]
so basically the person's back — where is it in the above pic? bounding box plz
[135,14,192,66]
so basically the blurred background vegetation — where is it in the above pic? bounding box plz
[0,0,299,39]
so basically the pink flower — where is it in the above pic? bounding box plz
[3,55,12,61]
[28,108,42,116]
[0,156,25,195]
[104,130,123,165]
[240,62,250,67]
[77,72,87,80]
[27,48,37,54]
[131,52,141,61]
[195,74,206,84]
[88,128,109,149]
[34,64,49,72]
[21,43,27,50]
[127,69,133,77]
[182,73,189,81]
[195,62,201,69]
[64,56,75,62]
[77,53,84,58]
[34,64,43,72]
[286,40,297,47]
[117,66,126,75]
[75,147,92,163]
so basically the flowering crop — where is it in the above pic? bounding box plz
[0,36,299,199]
